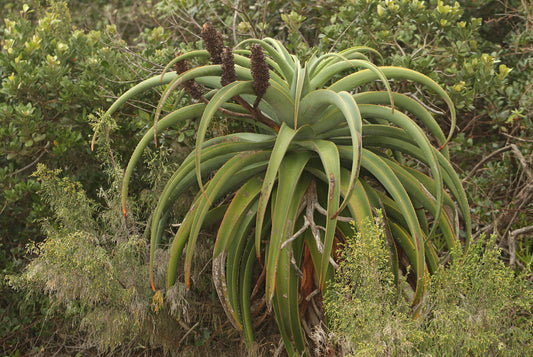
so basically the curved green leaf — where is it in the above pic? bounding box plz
[359,104,444,241]
[122,103,205,216]
[183,151,271,288]
[272,177,310,356]
[255,123,298,258]
[265,152,311,304]
[329,66,456,146]
[294,140,340,290]
[301,90,362,218]
[214,176,262,258]
[194,81,257,198]
[355,91,449,157]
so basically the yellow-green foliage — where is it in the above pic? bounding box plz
[325,220,533,356]
[7,164,178,352]
[422,235,533,356]
[324,216,417,356]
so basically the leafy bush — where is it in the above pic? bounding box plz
[7,161,229,354]
[455,0,533,271]
[0,1,183,246]
[7,163,151,351]
[0,1,193,353]
[325,220,533,356]
[421,235,533,355]
[317,0,511,117]
[324,215,417,356]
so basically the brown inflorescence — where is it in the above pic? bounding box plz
[201,23,224,65]
[250,44,270,104]
[221,46,236,87]
[173,56,204,100]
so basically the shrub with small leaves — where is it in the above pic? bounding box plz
[7,163,201,353]
[8,164,151,351]
[319,0,510,117]
[324,215,417,356]
[1,3,197,352]
[325,226,533,356]
[0,1,185,248]
[421,235,533,355]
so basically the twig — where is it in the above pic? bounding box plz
[405,91,446,115]
[250,295,266,317]
[115,44,165,70]
[260,0,268,39]
[313,200,353,222]
[222,0,260,38]
[291,252,305,278]
[509,230,517,269]
[509,144,533,181]
[329,14,363,52]
[281,216,310,249]
[0,200,7,216]
[8,141,50,177]
[231,0,239,44]
[502,184,532,242]
[463,144,532,183]
[510,225,533,237]
[178,322,200,345]
[501,132,533,144]
[472,223,497,241]
[0,318,42,344]
[273,338,285,357]
[462,145,514,183]
[250,264,266,300]
[252,309,269,329]
[306,289,320,302]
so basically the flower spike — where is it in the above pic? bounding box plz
[201,22,224,65]
[221,46,237,86]
[250,44,270,107]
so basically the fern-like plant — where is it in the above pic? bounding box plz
[99,24,471,356]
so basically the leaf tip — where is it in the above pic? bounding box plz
[150,275,156,292]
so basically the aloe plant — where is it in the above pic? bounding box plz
[102,24,471,356]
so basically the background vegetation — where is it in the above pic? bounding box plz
[1,0,531,355]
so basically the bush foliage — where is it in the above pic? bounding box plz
[325,218,533,356]
[8,161,232,354]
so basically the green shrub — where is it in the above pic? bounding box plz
[324,216,417,356]
[421,235,533,355]
[6,100,236,353]
[317,0,511,115]
[325,220,533,356]
[7,162,218,354]
[7,163,151,351]
[0,1,183,247]
[0,1,193,353]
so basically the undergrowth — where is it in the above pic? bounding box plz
[6,122,241,355]
[325,217,533,356]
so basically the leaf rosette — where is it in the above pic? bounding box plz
[102,26,471,356]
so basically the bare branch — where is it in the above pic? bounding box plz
[510,225,533,237]
[281,216,310,249]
